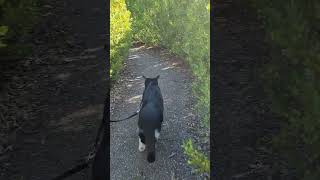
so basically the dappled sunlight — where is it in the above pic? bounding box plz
[128,76,142,82]
[127,94,142,104]
[135,76,143,80]
[146,46,156,50]
[160,61,180,71]
[50,104,103,132]
[130,45,145,52]
[126,76,144,86]
[153,63,163,67]
[161,66,175,71]
[128,54,140,60]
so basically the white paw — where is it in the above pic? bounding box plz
[138,138,145,152]
[155,129,160,140]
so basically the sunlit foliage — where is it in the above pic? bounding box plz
[110,0,132,79]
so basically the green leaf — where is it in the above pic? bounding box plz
[0,26,9,36]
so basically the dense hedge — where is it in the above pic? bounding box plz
[110,0,132,79]
[126,0,210,175]
[253,0,320,179]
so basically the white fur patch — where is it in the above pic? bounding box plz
[138,137,145,152]
[155,129,160,140]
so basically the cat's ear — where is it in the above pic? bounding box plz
[156,75,160,79]
[142,75,146,79]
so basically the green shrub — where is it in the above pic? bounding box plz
[182,139,210,175]
[110,0,132,79]
[252,0,320,178]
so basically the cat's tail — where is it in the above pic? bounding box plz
[146,131,156,163]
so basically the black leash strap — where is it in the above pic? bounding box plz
[50,96,140,180]
[51,160,90,180]
[110,111,138,122]
[94,97,109,150]
[109,94,143,123]
[50,97,109,180]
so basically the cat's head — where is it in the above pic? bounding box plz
[142,75,160,87]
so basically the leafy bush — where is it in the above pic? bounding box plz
[110,0,132,79]
[182,139,210,174]
[126,0,210,176]
[252,0,320,178]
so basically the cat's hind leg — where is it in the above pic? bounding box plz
[138,131,146,152]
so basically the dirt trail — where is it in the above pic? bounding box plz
[110,46,202,180]
[1,0,106,179]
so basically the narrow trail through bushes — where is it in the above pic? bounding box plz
[213,1,281,180]
[0,0,206,179]
[110,45,204,180]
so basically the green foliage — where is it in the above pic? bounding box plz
[126,0,210,127]
[252,0,320,178]
[0,25,8,48]
[0,0,39,56]
[110,0,132,79]
[182,139,210,174]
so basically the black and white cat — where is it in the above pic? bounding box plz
[138,75,164,163]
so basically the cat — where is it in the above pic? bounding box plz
[138,75,164,163]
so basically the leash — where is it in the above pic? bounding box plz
[94,109,139,151]
[50,97,109,180]
[50,98,140,180]
[51,160,90,180]
[50,149,96,180]
[110,110,139,122]
[109,96,143,123]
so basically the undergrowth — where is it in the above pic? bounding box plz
[252,0,320,179]
[182,139,210,175]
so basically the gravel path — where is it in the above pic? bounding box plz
[110,46,200,180]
